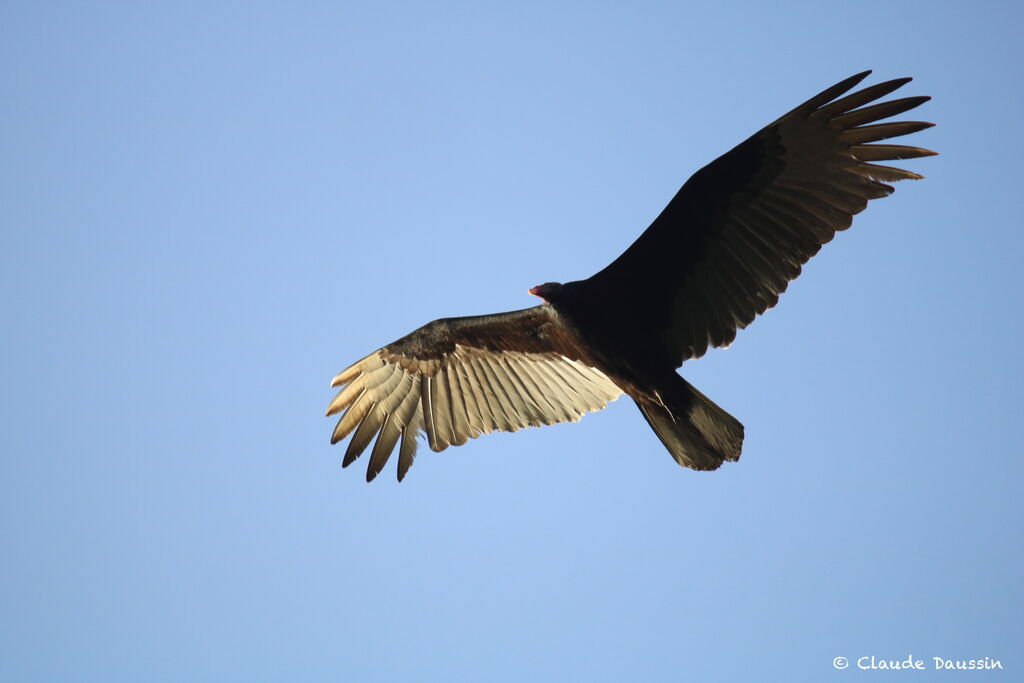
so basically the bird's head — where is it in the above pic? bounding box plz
[528,282,563,302]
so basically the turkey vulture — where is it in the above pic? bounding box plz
[327,70,935,482]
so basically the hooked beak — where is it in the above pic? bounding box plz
[528,285,541,297]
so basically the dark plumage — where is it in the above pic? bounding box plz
[327,71,935,481]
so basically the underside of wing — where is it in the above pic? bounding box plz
[326,308,622,481]
[591,71,936,366]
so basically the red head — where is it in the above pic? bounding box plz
[528,282,563,301]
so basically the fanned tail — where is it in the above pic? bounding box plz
[635,375,743,470]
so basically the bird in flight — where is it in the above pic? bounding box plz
[326,70,935,482]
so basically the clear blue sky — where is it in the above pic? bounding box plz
[3,2,1021,681]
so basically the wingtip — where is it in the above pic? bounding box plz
[848,69,873,86]
[331,357,371,387]
[397,455,413,481]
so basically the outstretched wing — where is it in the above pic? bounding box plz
[326,306,622,481]
[590,71,936,366]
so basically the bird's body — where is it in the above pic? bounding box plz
[327,71,935,481]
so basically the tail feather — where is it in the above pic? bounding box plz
[635,376,743,471]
